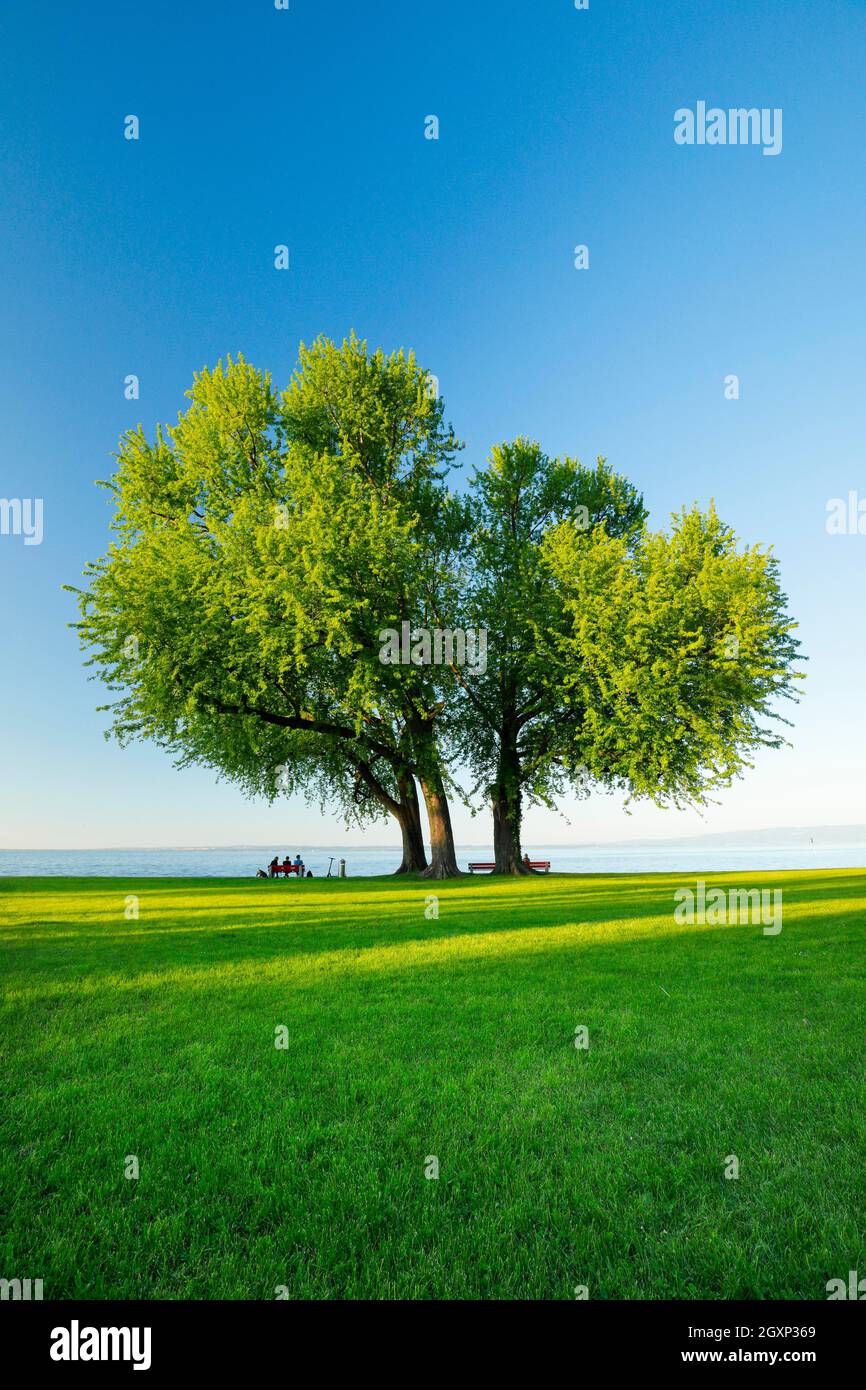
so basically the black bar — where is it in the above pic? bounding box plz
[3,1298,862,1375]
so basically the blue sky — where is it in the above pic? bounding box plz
[1,0,865,850]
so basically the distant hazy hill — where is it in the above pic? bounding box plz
[604,825,866,850]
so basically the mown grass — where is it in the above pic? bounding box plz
[1,869,865,1300]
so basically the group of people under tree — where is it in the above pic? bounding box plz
[261,853,309,879]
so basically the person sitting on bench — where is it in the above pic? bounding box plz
[294,853,304,874]
[269,855,280,878]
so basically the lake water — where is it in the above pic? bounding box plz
[2,843,866,878]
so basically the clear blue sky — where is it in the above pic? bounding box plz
[2,0,865,849]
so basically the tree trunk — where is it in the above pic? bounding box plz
[394,775,428,874]
[419,774,461,878]
[492,733,530,874]
[349,757,428,875]
[492,796,530,873]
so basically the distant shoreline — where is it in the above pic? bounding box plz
[5,840,866,880]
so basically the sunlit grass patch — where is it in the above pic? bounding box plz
[1,870,865,1299]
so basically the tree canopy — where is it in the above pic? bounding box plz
[69,336,803,875]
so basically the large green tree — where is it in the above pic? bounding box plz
[70,338,467,877]
[454,439,802,872]
[70,339,802,880]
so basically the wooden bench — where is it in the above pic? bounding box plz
[272,863,303,877]
[467,860,551,873]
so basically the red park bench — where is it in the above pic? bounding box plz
[271,863,303,877]
[467,860,551,873]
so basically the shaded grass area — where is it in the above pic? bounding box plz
[1,869,865,1299]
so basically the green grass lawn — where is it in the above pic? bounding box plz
[1,869,865,1300]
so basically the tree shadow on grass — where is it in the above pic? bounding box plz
[2,872,865,998]
[5,898,866,1018]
